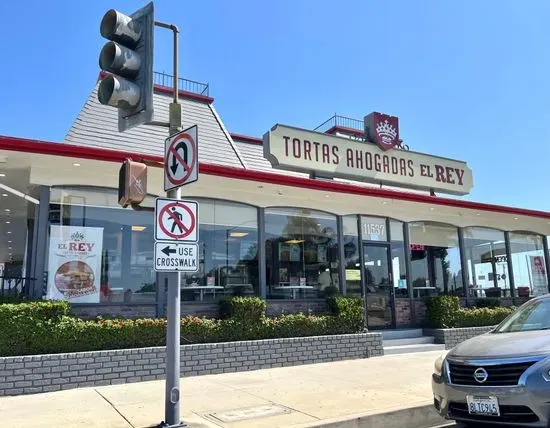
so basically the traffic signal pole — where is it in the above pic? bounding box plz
[155,20,185,428]
[98,5,187,426]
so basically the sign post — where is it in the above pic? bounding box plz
[155,18,189,428]
[154,25,199,428]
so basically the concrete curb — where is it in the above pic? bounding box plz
[290,403,445,428]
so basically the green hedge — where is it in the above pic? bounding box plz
[0,298,366,357]
[326,296,365,333]
[219,296,266,323]
[426,296,514,329]
[426,296,461,328]
[455,307,514,328]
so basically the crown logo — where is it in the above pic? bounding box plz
[70,231,85,241]
[375,119,398,145]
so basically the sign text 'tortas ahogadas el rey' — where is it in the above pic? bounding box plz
[263,113,473,196]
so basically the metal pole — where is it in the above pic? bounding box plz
[504,231,516,304]
[403,222,415,325]
[457,228,469,303]
[357,215,368,329]
[156,21,185,428]
[543,236,550,293]
[336,216,346,296]
[257,208,267,299]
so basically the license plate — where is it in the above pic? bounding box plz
[466,395,500,416]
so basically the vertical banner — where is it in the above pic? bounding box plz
[46,225,104,303]
[530,255,548,296]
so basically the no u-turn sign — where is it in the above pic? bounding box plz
[164,125,198,192]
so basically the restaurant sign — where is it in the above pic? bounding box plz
[263,123,474,195]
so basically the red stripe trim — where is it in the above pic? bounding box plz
[97,71,214,104]
[230,133,263,144]
[1,135,549,220]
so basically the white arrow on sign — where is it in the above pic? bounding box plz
[154,242,199,272]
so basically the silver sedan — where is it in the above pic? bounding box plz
[432,294,550,427]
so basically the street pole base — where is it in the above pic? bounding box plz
[156,421,187,428]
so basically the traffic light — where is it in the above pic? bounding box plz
[98,2,155,132]
[119,159,148,208]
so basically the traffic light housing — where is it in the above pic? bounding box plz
[119,159,148,208]
[98,2,154,132]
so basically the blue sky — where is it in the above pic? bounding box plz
[1,0,549,211]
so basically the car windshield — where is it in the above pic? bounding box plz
[494,298,550,333]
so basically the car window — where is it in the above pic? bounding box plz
[494,299,550,333]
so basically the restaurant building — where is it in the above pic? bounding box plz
[1,72,549,328]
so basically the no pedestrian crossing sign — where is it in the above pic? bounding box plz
[155,198,199,243]
[154,197,199,273]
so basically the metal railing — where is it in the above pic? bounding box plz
[0,276,34,301]
[313,114,364,133]
[153,71,210,96]
[314,113,410,150]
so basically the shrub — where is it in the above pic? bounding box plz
[0,300,70,321]
[426,296,461,328]
[0,301,72,356]
[218,297,266,323]
[474,298,501,308]
[326,296,365,332]
[267,313,329,338]
[426,295,515,329]
[0,297,368,357]
[455,307,514,328]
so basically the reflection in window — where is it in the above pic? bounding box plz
[182,200,258,302]
[409,222,463,298]
[390,221,408,298]
[265,208,339,299]
[48,187,156,304]
[342,216,361,296]
[509,232,548,298]
[463,227,509,298]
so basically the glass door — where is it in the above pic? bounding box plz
[363,244,394,329]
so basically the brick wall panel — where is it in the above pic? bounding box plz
[0,333,383,397]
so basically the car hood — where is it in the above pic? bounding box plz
[449,329,550,359]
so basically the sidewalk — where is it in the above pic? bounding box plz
[0,351,445,428]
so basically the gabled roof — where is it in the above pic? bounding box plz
[65,81,246,169]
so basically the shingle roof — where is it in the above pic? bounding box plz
[64,83,245,169]
[64,80,434,197]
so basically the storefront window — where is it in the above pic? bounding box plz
[265,208,339,299]
[361,216,387,242]
[409,222,463,298]
[47,187,156,304]
[509,232,548,298]
[390,220,408,298]
[342,215,361,296]
[0,190,35,298]
[463,227,509,298]
[182,200,259,302]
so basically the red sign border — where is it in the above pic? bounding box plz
[155,198,199,243]
[164,126,198,189]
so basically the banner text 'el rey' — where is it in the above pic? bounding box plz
[263,125,474,195]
